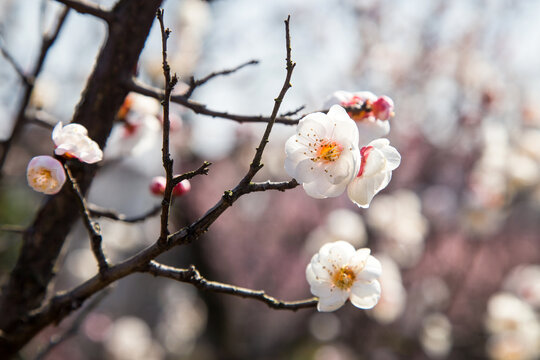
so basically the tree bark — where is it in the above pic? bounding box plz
[0,0,163,357]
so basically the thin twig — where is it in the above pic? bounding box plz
[53,0,112,22]
[63,163,108,274]
[156,9,178,247]
[124,78,300,125]
[247,179,298,193]
[0,225,27,234]
[280,105,305,117]
[0,7,70,175]
[24,109,57,129]
[171,161,211,186]
[146,261,317,310]
[87,204,162,223]
[185,59,259,98]
[33,289,111,360]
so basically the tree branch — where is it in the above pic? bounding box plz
[247,179,299,193]
[0,7,70,175]
[124,78,300,125]
[146,262,317,310]
[88,204,161,223]
[63,163,108,274]
[53,0,112,22]
[0,38,32,86]
[171,161,211,186]
[156,9,178,247]
[184,59,259,98]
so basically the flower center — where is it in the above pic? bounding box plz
[313,140,343,163]
[30,168,58,190]
[333,266,356,290]
[341,97,373,121]
[358,146,374,177]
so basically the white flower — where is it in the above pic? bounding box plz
[347,138,401,208]
[306,240,382,312]
[52,122,103,164]
[285,105,360,199]
[26,155,66,194]
[324,90,393,144]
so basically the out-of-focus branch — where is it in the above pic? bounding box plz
[64,163,108,274]
[0,7,70,175]
[88,204,161,223]
[33,289,110,360]
[0,225,27,234]
[24,109,56,129]
[53,0,111,22]
[184,59,259,98]
[146,262,318,310]
[124,78,300,125]
[280,105,305,117]
[0,38,32,86]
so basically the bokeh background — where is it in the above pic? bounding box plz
[1,0,540,359]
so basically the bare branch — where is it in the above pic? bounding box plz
[0,38,32,86]
[280,105,305,117]
[247,179,299,193]
[146,262,317,310]
[185,59,259,98]
[63,162,109,274]
[124,78,300,125]
[171,161,211,186]
[24,109,57,129]
[0,225,27,234]
[53,0,112,22]
[156,9,178,247]
[88,204,161,223]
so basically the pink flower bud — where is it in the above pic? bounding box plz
[149,177,191,197]
[149,176,166,195]
[372,96,395,121]
[27,155,66,194]
[172,179,191,196]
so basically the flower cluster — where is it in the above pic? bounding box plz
[27,122,103,195]
[285,91,400,208]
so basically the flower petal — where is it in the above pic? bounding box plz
[317,290,349,312]
[357,255,382,282]
[347,172,389,208]
[303,179,347,199]
[350,280,381,309]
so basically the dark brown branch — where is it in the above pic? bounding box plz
[156,9,178,247]
[0,38,32,86]
[146,262,317,310]
[124,78,300,125]
[63,163,108,274]
[53,0,111,22]
[33,289,110,360]
[0,7,70,174]
[280,105,305,117]
[88,204,161,223]
[247,179,299,193]
[171,161,211,186]
[185,59,259,98]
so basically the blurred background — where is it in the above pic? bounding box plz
[1,0,540,359]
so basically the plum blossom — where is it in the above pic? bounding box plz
[26,155,66,194]
[306,240,382,312]
[347,138,401,208]
[285,105,360,199]
[150,176,191,197]
[52,122,103,164]
[324,91,394,144]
